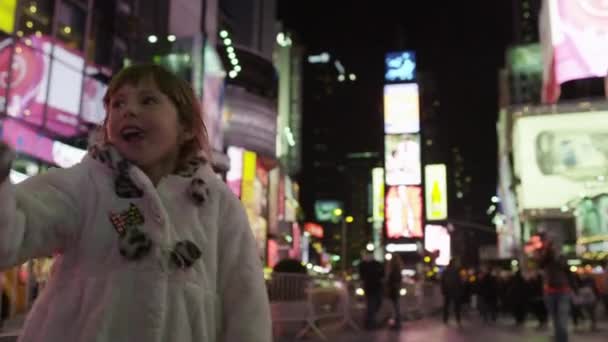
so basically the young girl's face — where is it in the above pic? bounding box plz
[105,77,191,173]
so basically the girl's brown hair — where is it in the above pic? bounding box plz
[101,64,211,165]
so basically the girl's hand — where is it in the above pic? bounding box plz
[0,142,15,182]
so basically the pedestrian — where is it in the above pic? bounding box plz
[528,270,548,329]
[573,272,599,331]
[0,64,271,342]
[385,253,404,330]
[477,266,498,324]
[509,270,529,326]
[359,251,385,330]
[537,237,573,342]
[441,259,464,326]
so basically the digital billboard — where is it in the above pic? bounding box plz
[0,118,86,168]
[0,36,106,137]
[575,195,608,245]
[314,200,343,222]
[385,134,421,185]
[424,225,451,266]
[542,0,608,86]
[425,164,448,221]
[512,111,608,209]
[0,0,16,34]
[385,185,423,239]
[226,146,244,197]
[383,83,419,134]
[385,51,416,83]
[372,168,385,222]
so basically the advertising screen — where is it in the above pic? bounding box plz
[424,225,451,266]
[0,118,86,167]
[372,168,385,222]
[544,0,608,85]
[0,0,16,34]
[0,36,105,137]
[385,134,421,185]
[385,185,423,239]
[512,111,608,209]
[385,51,416,83]
[384,83,419,134]
[314,200,343,222]
[224,85,277,158]
[226,146,244,197]
[425,164,448,221]
[575,195,608,244]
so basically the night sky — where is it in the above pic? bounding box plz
[278,1,514,222]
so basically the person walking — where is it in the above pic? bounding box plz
[538,238,573,342]
[441,259,464,326]
[477,267,498,324]
[385,253,404,330]
[359,252,384,330]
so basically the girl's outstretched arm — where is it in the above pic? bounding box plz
[0,144,83,269]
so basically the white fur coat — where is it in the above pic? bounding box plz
[0,153,271,342]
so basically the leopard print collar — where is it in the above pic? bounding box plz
[88,144,210,205]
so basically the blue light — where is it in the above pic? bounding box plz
[385,51,416,83]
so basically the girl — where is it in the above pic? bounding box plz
[0,64,271,341]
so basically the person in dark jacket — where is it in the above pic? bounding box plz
[441,259,464,326]
[477,267,498,323]
[385,253,404,330]
[528,270,548,329]
[359,252,385,330]
[537,239,573,342]
[509,270,529,325]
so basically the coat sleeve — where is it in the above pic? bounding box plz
[0,167,83,270]
[218,191,271,342]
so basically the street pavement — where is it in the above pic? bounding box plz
[275,317,608,342]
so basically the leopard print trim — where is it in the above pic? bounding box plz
[89,144,209,205]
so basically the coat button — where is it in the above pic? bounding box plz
[154,213,163,224]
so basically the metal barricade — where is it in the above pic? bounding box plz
[268,273,359,340]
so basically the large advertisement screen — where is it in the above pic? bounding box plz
[0,36,106,136]
[575,195,608,245]
[424,225,451,266]
[314,200,343,222]
[386,185,423,239]
[226,146,244,197]
[372,168,385,222]
[385,51,416,83]
[545,0,608,85]
[383,83,419,134]
[385,134,421,185]
[512,111,608,209]
[425,164,448,221]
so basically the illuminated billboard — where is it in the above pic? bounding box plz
[385,185,423,239]
[385,134,421,185]
[385,51,416,83]
[512,111,608,209]
[425,164,448,221]
[372,168,385,222]
[424,225,451,266]
[0,0,16,34]
[227,146,244,197]
[542,0,608,87]
[383,83,419,134]
[314,200,343,222]
[0,118,86,168]
[0,36,106,137]
[575,195,608,245]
